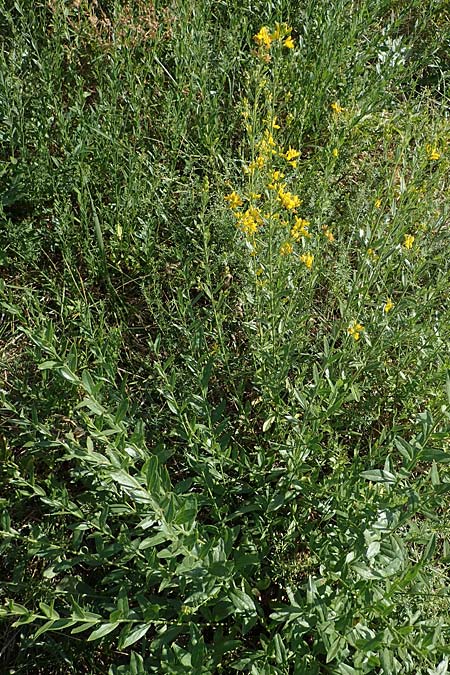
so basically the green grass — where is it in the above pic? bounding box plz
[1,0,450,673]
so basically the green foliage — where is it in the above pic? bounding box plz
[1,0,450,673]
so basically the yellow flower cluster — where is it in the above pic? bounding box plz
[254,23,294,51]
[292,217,310,240]
[235,206,264,236]
[384,298,394,313]
[331,102,344,114]
[277,186,301,210]
[284,147,301,168]
[224,191,243,209]
[280,241,293,255]
[348,321,364,341]
[426,144,440,161]
[403,233,414,250]
[300,252,314,269]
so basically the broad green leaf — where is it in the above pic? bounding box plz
[229,589,256,614]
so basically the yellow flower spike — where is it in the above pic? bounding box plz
[332,148,339,158]
[224,191,243,209]
[348,321,364,341]
[331,102,344,114]
[280,241,293,256]
[284,35,294,49]
[367,248,378,260]
[254,26,272,48]
[249,192,261,200]
[403,233,415,250]
[300,252,314,269]
[374,198,382,209]
[384,298,394,313]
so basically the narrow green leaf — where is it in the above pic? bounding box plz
[120,623,152,649]
[87,622,120,641]
[361,469,396,484]
[421,533,437,564]
[59,366,78,384]
[38,360,59,370]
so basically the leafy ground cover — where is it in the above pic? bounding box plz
[1,0,450,673]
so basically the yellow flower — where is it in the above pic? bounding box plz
[331,102,344,114]
[291,217,311,240]
[280,241,293,255]
[224,191,243,209]
[271,170,284,182]
[284,35,294,49]
[249,192,261,200]
[403,233,415,250]
[271,116,281,129]
[278,186,302,210]
[284,148,301,162]
[348,321,364,341]
[374,198,382,209]
[246,155,266,174]
[367,247,378,260]
[254,26,272,48]
[426,144,440,160]
[384,298,394,313]
[332,148,339,158]
[300,252,314,269]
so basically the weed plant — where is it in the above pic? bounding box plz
[1,1,450,673]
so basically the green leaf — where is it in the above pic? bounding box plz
[39,602,60,619]
[327,635,346,663]
[37,360,59,370]
[87,622,120,641]
[337,664,360,675]
[59,366,78,384]
[273,633,287,664]
[33,620,56,639]
[229,589,256,614]
[130,652,145,675]
[120,623,151,649]
[361,469,396,484]
[421,533,437,564]
[81,370,95,395]
[421,448,450,464]
[262,416,276,432]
